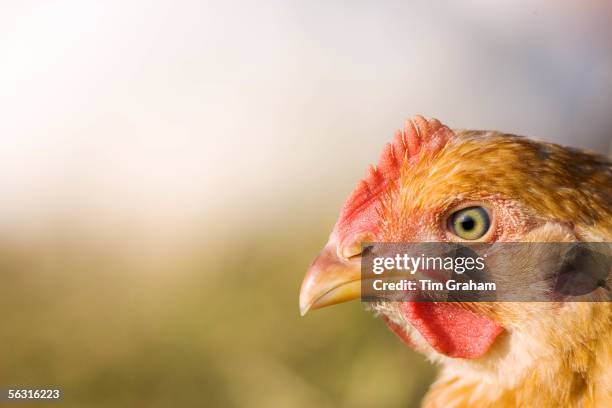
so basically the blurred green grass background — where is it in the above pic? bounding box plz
[0,215,435,408]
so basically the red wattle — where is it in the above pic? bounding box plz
[399,302,504,359]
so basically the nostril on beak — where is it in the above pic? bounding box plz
[340,232,374,260]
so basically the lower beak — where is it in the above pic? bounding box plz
[299,243,361,316]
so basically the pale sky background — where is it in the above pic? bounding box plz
[1,0,611,243]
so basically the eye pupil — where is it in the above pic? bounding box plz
[460,216,475,231]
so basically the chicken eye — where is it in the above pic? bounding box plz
[448,206,490,240]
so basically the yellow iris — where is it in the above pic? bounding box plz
[449,206,490,240]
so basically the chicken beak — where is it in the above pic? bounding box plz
[299,242,362,316]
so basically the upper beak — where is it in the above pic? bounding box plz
[299,242,362,316]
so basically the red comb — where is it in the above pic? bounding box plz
[333,116,454,242]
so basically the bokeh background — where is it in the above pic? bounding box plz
[1,1,611,407]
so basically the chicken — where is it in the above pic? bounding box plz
[299,116,611,407]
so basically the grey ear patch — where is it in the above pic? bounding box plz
[553,244,611,297]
